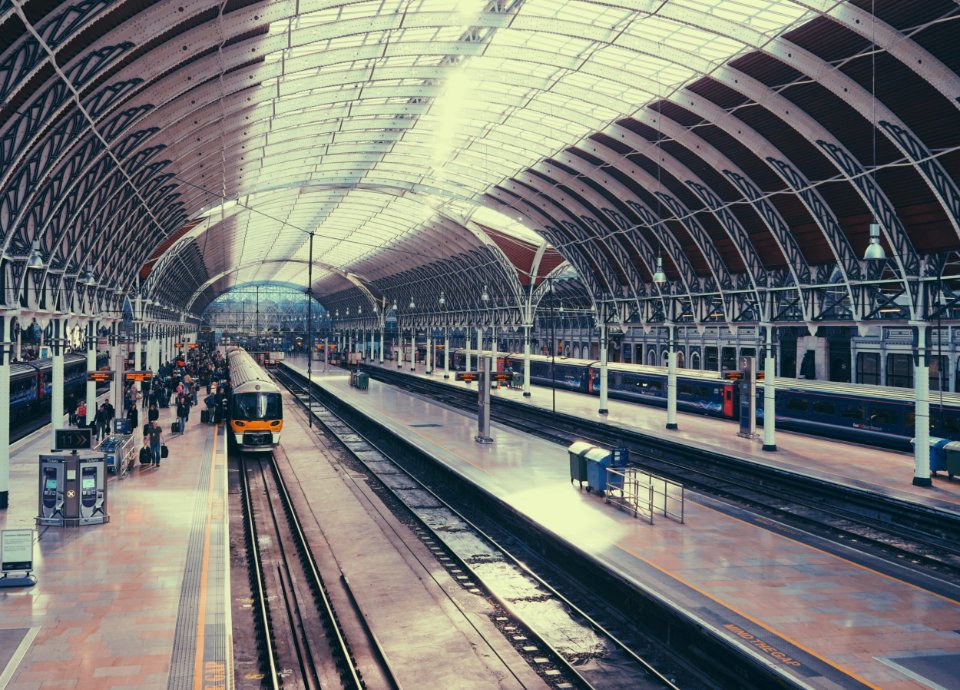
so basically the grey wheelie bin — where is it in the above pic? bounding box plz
[567,441,593,488]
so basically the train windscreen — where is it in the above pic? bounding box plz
[232,392,283,421]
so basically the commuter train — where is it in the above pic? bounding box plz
[10,352,111,427]
[444,350,960,451]
[227,347,283,452]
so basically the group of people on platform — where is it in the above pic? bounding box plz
[66,345,232,469]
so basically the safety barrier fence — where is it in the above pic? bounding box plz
[604,466,685,525]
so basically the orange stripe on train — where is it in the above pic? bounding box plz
[230,420,283,433]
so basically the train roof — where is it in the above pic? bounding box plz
[227,347,280,395]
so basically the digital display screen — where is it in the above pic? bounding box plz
[45,479,57,489]
[82,478,96,489]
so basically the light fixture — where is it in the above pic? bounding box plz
[26,240,44,270]
[81,264,96,286]
[358,305,362,316]
[391,298,397,311]
[439,290,445,307]
[653,256,667,284]
[481,285,489,303]
[863,222,886,261]
[409,297,415,310]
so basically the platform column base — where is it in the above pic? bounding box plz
[443,375,449,379]
[762,444,777,452]
[523,392,531,398]
[665,423,678,430]
[0,490,7,509]
[912,475,933,487]
[475,435,494,444]
[599,409,608,415]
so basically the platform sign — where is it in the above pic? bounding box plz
[125,371,153,382]
[456,371,478,382]
[493,372,511,382]
[174,343,183,348]
[87,370,114,382]
[188,343,198,349]
[1,529,34,573]
[55,428,93,450]
[738,357,757,439]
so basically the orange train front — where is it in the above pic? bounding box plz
[226,347,283,452]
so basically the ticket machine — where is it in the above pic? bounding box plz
[37,453,108,527]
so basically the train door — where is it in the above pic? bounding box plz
[722,383,737,418]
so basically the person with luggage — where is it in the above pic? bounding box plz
[148,403,159,424]
[139,438,152,466]
[176,392,190,434]
[94,403,110,442]
[75,400,87,428]
[147,420,163,467]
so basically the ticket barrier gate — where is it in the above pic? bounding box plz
[37,454,109,527]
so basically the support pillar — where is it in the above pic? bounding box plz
[666,325,678,430]
[132,322,142,398]
[426,334,433,374]
[762,324,777,452]
[110,323,123,419]
[465,328,472,374]
[914,324,932,487]
[409,329,416,372]
[599,322,608,414]
[379,327,384,365]
[522,325,531,397]
[86,320,97,425]
[443,329,450,379]
[51,318,65,449]
[0,315,11,509]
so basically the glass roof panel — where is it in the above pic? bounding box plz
[184,0,820,290]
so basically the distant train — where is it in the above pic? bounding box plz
[227,347,283,452]
[10,352,111,427]
[442,350,959,451]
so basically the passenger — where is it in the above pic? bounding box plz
[94,403,110,441]
[75,400,86,427]
[147,420,163,467]
[176,393,190,434]
[148,403,159,424]
[126,403,138,431]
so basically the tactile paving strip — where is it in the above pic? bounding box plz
[168,426,229,690]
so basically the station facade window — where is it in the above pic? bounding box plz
[704,346,718,371]
[690,350,701,370]
[929,355,948,391]
[857,352,880,385]
[885,353,913,388]
[721,346,737,372]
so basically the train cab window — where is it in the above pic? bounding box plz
[811,400,835,415]
[704,347,718,371]
[885,354,913,388]
[233,392,282,420]
[786,397,808,412]
[841,405,865,421]
[856,353,880,385]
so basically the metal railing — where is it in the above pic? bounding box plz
[604,467,685,525]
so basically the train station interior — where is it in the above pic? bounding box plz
[1,1,959,688]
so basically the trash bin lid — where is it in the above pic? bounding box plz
[944,441,960,452]
[567,441,594,456]
[584,447,612,463]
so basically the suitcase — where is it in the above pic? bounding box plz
[171,422,179,433]
[160,445,169,459]
[200,409,210,424]
[139,448,152,465]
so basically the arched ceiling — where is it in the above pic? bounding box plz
[0,0,958,327]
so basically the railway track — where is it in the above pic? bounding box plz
[362,365,960,590]
[275,366,794,690]
[238,448,396,690]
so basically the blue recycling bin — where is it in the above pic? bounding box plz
[911,437,950,474]
[585,447,613,494]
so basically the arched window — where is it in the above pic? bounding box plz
[691,351,701,370]
[676,350,685,368]
[573,345,581,359]
[661,349,669,367]
[647,348,657,365]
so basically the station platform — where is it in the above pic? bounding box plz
[0,408,230,690]
[349,355,960,508]
[286,359,960,690]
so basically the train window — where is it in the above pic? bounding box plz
[939,413,960,434]
[904,412,914,429]
[885,354,913,388]
[856,353,880,385]
[704,347,718,371]
[646,380,662,394]
[869,408,892,426]
[786,397,808,412]
[811,400,835,415]
[679,383,693,396]
[841,405,865,421]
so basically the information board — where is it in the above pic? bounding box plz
[55,428,93,450]
[87,370,114,382]
[1,529,34,572]
[125,371,154,382]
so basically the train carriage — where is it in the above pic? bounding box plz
[227,347,283,452]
